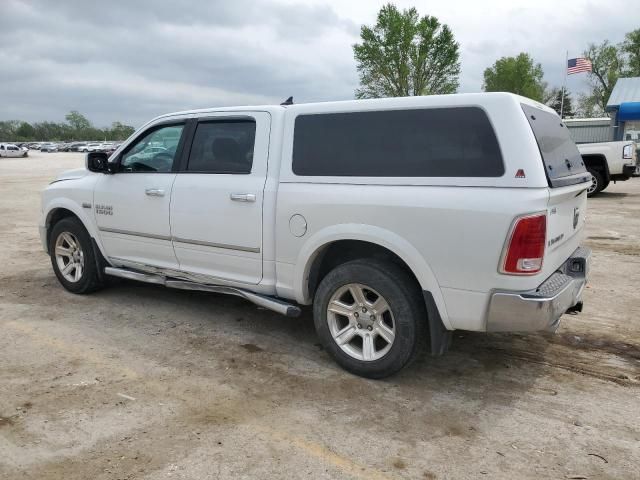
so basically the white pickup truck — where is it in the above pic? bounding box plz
[578,141,639,196]
[40,93,592,378]
[0,143,28,158]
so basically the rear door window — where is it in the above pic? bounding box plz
[186,120,256,174]
[292,107,504,177]
[521,104,588,186]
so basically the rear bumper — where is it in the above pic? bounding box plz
[486,247,591,332]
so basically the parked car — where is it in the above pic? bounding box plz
[80,143,103,153]
[577,141,639,196]
[57,143,73,152]
[39,93,592,378]
[102,143,120,156]
[40,143,59,153]
[68,142,87,152]
[0,143,28,157]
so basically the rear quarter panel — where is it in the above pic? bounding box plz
[275,183,557,331]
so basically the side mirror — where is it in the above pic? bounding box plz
[86,152,115,173]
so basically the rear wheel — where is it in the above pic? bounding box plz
[313,258,426,379]
[50,217,105,294]
[587,168,604,197]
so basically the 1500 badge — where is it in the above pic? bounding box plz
[548,233,564,247]
[95,204,113,216]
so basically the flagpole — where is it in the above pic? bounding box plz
[560,50,568,118]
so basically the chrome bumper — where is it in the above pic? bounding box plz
[486,247,591,332]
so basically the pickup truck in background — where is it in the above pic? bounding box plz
[40,93,592,378]
[578,141,639,196]
[0,143,28,158]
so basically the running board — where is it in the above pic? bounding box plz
[104,267,301,317]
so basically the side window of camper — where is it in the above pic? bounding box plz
[292,107,504,177]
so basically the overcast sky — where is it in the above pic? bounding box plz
[1,0,636,127]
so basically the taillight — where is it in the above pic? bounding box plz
[500,213,547,275]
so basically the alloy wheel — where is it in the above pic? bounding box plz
[54,232,84,282]
[588,174,598,195]
[327,283,396,361]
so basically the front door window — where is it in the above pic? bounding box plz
[120,125,184,173]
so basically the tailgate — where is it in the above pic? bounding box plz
[545,183,588,272]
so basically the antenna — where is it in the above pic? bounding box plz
[280,96,294,106]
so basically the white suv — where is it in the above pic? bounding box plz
[40,93,592,378]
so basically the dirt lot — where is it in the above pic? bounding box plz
[1,151,639,480]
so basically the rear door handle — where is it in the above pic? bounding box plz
[230,193,256,203]
[145,188,165,197]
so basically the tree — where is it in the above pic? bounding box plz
[0,113,136,141]
[621,28,640,76]
[0,120,21,141]
[483,53,545,101]
[353,3,460,98]
[107,122,135,141]
[576,93,605,118]
[547,88,574,117]
[583,41,624,112]
[65,110,92,132]
[16,122,36,140]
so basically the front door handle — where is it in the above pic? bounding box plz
[230,193,256,203]
[145,188,165,197]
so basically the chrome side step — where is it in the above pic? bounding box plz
[104,267,301,317]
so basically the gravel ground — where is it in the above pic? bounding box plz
[1,152,639,480]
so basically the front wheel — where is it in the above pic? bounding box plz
[313,259,426,379]
[50,217,105,294]
[587,168,604,197]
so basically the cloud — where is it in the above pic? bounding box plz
[0,0,636,127]
[1,0,359,126]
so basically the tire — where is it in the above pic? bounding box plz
[49,217,105,294]
[313,258,426,379]
[587,168,604,197]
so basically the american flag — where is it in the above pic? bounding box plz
[567,57,592,75]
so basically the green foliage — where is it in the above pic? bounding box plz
[546,88,574,117]
[353,3,460,98]
[622,28,640,76]
[482,53,545,101]
[0,120,22,141]
[16,122,36,139]
[107,122,136,141]
[65,110,92,132]
[576,93,605,118]
[0,112,135,142]
[583,41,624,112]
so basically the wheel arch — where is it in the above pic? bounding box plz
[582,154,610,181]
[43,200,108,261]
[293,225,451,329]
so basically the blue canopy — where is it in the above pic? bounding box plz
[618,102,640,121]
